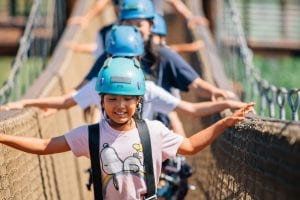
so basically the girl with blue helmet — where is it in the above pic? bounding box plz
[0,56,254,199]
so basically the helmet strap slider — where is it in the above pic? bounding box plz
[133,58,141,68]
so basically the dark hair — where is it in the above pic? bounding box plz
[143,35,161,80]
[112,0,119,6]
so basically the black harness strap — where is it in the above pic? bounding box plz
[88,120,156,200]
[88,123,103,200]
[135,119,157,199]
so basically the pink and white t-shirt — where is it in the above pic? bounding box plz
[64,119,183,199]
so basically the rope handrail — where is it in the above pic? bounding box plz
[218,0,299,121]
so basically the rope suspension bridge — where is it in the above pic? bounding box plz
[216,0,300,121]
[0,0,299,199]
[0,0,67,104]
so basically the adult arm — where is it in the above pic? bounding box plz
[1,91,76,111]
[175,99,247,117]
[169,40,204,53]
[0,133,70,155]
[188,77,237,100]
[166,0,209,27]
[166,0,195,20]
[68,0,111,27]
[177,102,254,155]
[159,47,236,100]
[64,41,97,54]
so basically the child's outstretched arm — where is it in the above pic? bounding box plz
[167,0,209,28]
[177,102,255,155]
[0,91,76,112]
[67,0,111,28]
[188,78,238,101]
[64,41,97,54]
[0,131,70,155]
[169,40,204,53]
[175,99,249,118]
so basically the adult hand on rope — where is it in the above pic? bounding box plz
[211,89,238,102]
[0,101,58,117]
[224,100,248,110]
[0,101,25,111]
[221,102,255,127]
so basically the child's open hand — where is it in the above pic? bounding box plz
[225,100,256,113]
[0,101,25,111]
[222,102,255,127]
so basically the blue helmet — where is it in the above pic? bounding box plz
[119,0,155,20]
[95,57,145,96]
[151,13,167,36]
[105,25,144,56]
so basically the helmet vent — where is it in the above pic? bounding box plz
[111,76,132,84]
[137,82,141,90]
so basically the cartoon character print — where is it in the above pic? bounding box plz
[100,143,145,191]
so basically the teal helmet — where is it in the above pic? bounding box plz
[151,13,167,36]
[95,57,146,96]
[105,25,144,56]
[119,0,155,20]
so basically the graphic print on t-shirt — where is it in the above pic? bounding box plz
[100,143,145,191]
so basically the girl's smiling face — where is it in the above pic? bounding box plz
[102,95,140,130]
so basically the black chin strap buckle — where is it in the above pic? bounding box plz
[85,168,93,191]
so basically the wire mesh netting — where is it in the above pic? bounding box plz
[215,0,300,121]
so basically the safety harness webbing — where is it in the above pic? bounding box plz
[135,119,157,199]
[88,124,103,200]
[88,119,156,200]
